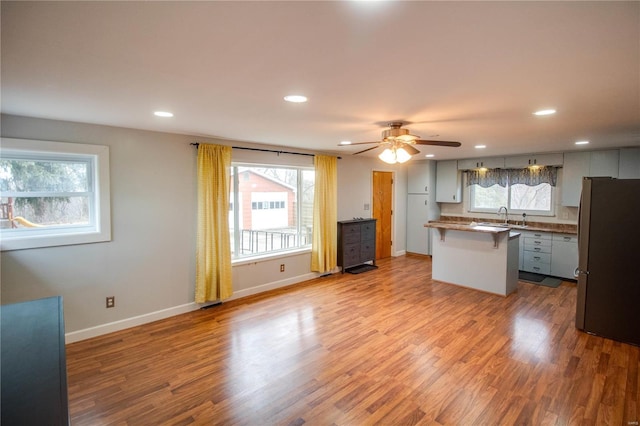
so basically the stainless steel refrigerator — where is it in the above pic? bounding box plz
[575,177,640,346]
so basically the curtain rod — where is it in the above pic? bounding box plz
[190,143,340,159]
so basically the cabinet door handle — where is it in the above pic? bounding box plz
[425,186,428,192]
[425,200,427,206]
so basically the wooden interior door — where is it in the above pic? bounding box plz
[372,171,393,259]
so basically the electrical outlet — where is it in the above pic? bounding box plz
[106,296,115,308]
[280,264,285,272]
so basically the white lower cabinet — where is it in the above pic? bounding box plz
[522,231,552,275]
[519,230,578,280]
[550,233,578,279]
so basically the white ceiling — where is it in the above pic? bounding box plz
[2,1,639,160]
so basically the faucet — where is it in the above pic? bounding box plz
[497,206,508,225]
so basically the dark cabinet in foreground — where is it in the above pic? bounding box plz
[1,296,70,425]
[337,219,376,273]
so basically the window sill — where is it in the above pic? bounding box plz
[232,247,312,266]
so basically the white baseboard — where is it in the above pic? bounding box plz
[65,302,199,344]
[227,272,322,301]
[65,272,325,344]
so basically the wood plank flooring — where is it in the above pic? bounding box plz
[66,255,640,425]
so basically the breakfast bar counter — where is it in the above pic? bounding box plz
[425,222,520,296]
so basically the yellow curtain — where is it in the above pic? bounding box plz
[311,155,338,273]
[195,143,233,303]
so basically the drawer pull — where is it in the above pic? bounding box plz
[534,248,541,252]
[534,256,541,260]
[563,237,571,241]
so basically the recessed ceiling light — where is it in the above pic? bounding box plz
[284,95,308,103]
[154,111,174,117]
[475,145,486,149]
[533,109,556,116]
[425,154,435,158]
[575,140,590,145]
[339,141,352,145]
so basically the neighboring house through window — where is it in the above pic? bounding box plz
[229,165,314,259]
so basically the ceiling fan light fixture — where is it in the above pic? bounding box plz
[378,148,397,164]
[396,147,412,163]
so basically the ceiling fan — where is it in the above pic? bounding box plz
[340,122,461,164]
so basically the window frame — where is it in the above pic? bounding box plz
[229,162,314,262]
[0,138,111,251]
[468,180,556,217]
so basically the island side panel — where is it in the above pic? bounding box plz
[431,229,512,296]
[506,234,520,294]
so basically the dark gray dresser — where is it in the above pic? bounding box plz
[1,296,70,425]
[337,219,377,273]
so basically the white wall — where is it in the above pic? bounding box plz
[337,155,408,255]
[0,114,409,341]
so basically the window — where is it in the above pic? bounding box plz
[1,138,111,250]
[229,165,314,259]
[469,168,556,215]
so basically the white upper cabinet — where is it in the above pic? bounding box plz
[504,153,564,168]
[619,147,640,179]
[407,160,436,194]
[561,152,590,207]
[562,149,620,206]
[436,160,462,203]
[457,157,505,170]
[589,150,619,178]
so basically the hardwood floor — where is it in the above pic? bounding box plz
[66,255,640,425]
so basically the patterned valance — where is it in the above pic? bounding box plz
[466,169,509,188]
[466,167,558,187]
[509,166,558,187]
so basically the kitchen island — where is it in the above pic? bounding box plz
[425,222,520,296]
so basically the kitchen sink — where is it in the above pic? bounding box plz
[477,222,509,227]
[476,222,528,229]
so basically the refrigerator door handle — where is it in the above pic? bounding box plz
[576,268,589,275]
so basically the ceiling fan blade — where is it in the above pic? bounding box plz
[353,146,380,155]
[337,141,380,146]
[401,144,420,155]
[414,140,462,147]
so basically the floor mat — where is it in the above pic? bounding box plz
[519,271,562,288]
[345,264,378,274]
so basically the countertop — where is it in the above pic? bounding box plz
[429,217,577,235]
[425,221,521,248]
[424,222,510,234]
